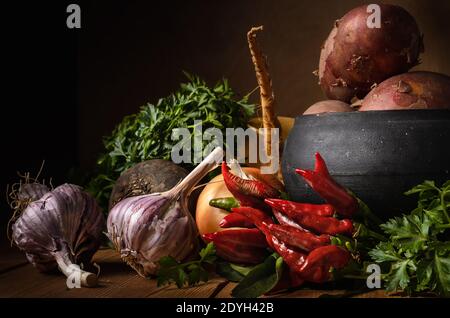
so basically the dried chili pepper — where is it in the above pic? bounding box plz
[266,223,330,252]
[298,245,351,283]
[231,206,274,228]
[219,213,255,229]
[202,228,268,248]
[265,198,353,235]
[269,236,350,283]
[265,198,335,217]
[269,267,305,293]
[272,210,309,232]
[209,197,240,212]
[202,228,268,264]
[295,153,359,217]
[268,236,307,270]
[222,162,279,212]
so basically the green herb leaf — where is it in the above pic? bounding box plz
[369,180,450,296]
[156,243,217,288]
[86,74,256,210]
[216,262,251,282]
[434,251,450,296]
[231,253,283,298]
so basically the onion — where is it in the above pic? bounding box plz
[196,166,283,237]
[107,147,224,276]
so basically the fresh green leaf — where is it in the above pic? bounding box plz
[369,180,450,296]
[231,253,283,298]
[86,74,256,210]
[216,262,248,282]
[156,243,217,288]
[386,260,412,292]
[434,251,450,296]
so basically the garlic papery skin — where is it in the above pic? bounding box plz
[107,147,224,277]
[11,183,104,287]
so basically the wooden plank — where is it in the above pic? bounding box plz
[0,244,28,274]
[0,249,167,298]
[0,249,230,298]
[214,282,235,298]
[150,276,229,298]
[0,248,396,298]
[214,282,395,298]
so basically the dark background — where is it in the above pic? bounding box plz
[2,0,450,240]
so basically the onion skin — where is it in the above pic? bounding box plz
[360,71,450,111]
[303,100,353,115]
[319,4,423,102]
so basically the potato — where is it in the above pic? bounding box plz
[303,100,354,115]
[318,4,423,102]
[360,71,450,111]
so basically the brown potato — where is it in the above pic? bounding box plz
[303,100,354,115]
[360,71,450,111]
[318,4,423,102]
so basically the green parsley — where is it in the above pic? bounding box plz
[369,180,450,296]
[156,242,217,288]
[87,73,255,209]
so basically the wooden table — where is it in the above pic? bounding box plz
[0,246,391,298]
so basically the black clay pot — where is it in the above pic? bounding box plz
[281,110,450,220]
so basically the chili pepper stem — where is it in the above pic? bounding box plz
[355,197,383,226]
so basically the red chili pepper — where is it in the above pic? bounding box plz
[295,153,359,217]
[268,267,305,293]
[266,223,330,252]
[295,152,359,217]
[268,236,307,270]
[265,198,335,217]
[202,229,268,264]
[219,213,255,229]
[202,228,268,248]
[222,162,280,212]
[270,236,350,283]
[231,206,274,228]
[272,210,310,232]
[298,245,351,283]
[266,199,353,235]
[232,207,276,249]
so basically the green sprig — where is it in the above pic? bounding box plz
[156,242,217,288]
[369,180,450,296]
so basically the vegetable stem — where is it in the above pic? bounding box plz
[170,147,224,198]
[53,250,98,287]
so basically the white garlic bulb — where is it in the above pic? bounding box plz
[12,183,104,287]
[107,147,224,277]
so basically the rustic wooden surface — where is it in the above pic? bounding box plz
[0,246,391,298]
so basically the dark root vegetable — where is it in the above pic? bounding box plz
[303,100,354,115]
[318,4,423,102]
[109,159,188,209]
[360,71,450,111]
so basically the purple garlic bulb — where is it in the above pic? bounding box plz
[11,183,104,287]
